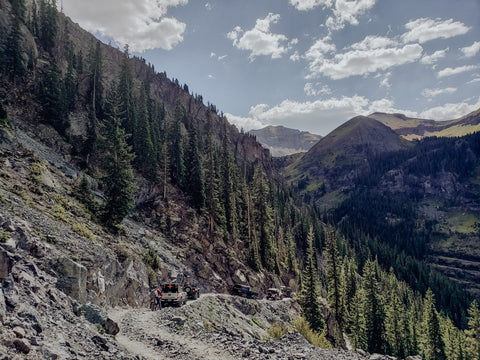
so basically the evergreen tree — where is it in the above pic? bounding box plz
[385,291,407,358]
[133,85,156,179]
[118,46,135,137]
[219,124,238,236]
[87,42,103,120]
[299,226,325,332]
[185,123,205,209]
[363,259,385,354]
[466,300,480,360]
[325,225,343,333]
[63,44,77,113]
[85,43,103,156]
[349,287,367,350]
[39,0,57,53]
[37,62,66,134]
[421,288,446,360]
[168,102,185,187]
[204,113,223,232]
[4,5,25,80]
[342,256,357,333]
[285,227,298,274]
[252,162,277,272]
[101,83,136,230]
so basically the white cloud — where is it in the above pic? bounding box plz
[205,2,212,11]
[62,0,187,52]
[402,18,470,44]
[290,51,301,61]
[307,43,423,80]
[461,41,480,57]
[420,48,449,64]
[419,97,480,120]
[326,0,377,31]
[304,83,332,96]
[367,99,418,117]
[467,78,480,84]
[224,113,266,132]
[289,0,332,10]
[379,72,391,88]
[350,35,397,50]
[421,87,457,98]
[227,13,292,60]
[437,65,478,78]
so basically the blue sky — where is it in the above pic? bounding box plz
[62,0,480,136]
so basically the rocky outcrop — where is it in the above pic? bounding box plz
[52,257,88,303]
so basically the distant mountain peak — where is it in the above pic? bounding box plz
[249,125,321,157]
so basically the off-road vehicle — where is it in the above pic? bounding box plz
[266,288,282,300]
[230,284,258,299]
[161,283,187,307]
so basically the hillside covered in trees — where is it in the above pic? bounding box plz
[1,0,480,359]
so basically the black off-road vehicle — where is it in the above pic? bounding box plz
[230,284,258,299]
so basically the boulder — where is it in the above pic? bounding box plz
[53,257,87,303]
[13,338,31,354]
[81,303,119,335]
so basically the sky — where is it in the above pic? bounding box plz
[61,0,480,136]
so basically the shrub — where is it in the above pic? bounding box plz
[0,231,10,243]
[72,222,96,241]
[294,317,331,348]
[143,246,161,270]
[267,322,289,340]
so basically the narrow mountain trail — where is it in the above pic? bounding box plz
[109,301,239,360]
[107,294,368,360]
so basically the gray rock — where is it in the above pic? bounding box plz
[53,257,87,303]
[12,326,25,338]
[81,303,120,335]
[82,303,108,325]
[172,316,186,326]
[406,356,422,360]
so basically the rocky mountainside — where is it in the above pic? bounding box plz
[369,108,480,140]
[249,126,321,157]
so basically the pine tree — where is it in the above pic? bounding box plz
[133,85,156,179]
[168,102,185,187]
[37,62,66,134]
[466,300,480,360]
[325,225,343,333]
[251,162,277,272]
[285,227,298,274]
[118,46,135,137]
[299,226,325,332]
[87,42,103,120]
[349,287,367,350]
[421,288,446,360]
[101,83,136,230]
[385,291,407,358]
[4,2,25,80]
[39,0,57,53]
[342,256,357,333]
[363,259,385,354]
[204,113,223,232]
[185,123,205,209]
[219,124,238,236]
